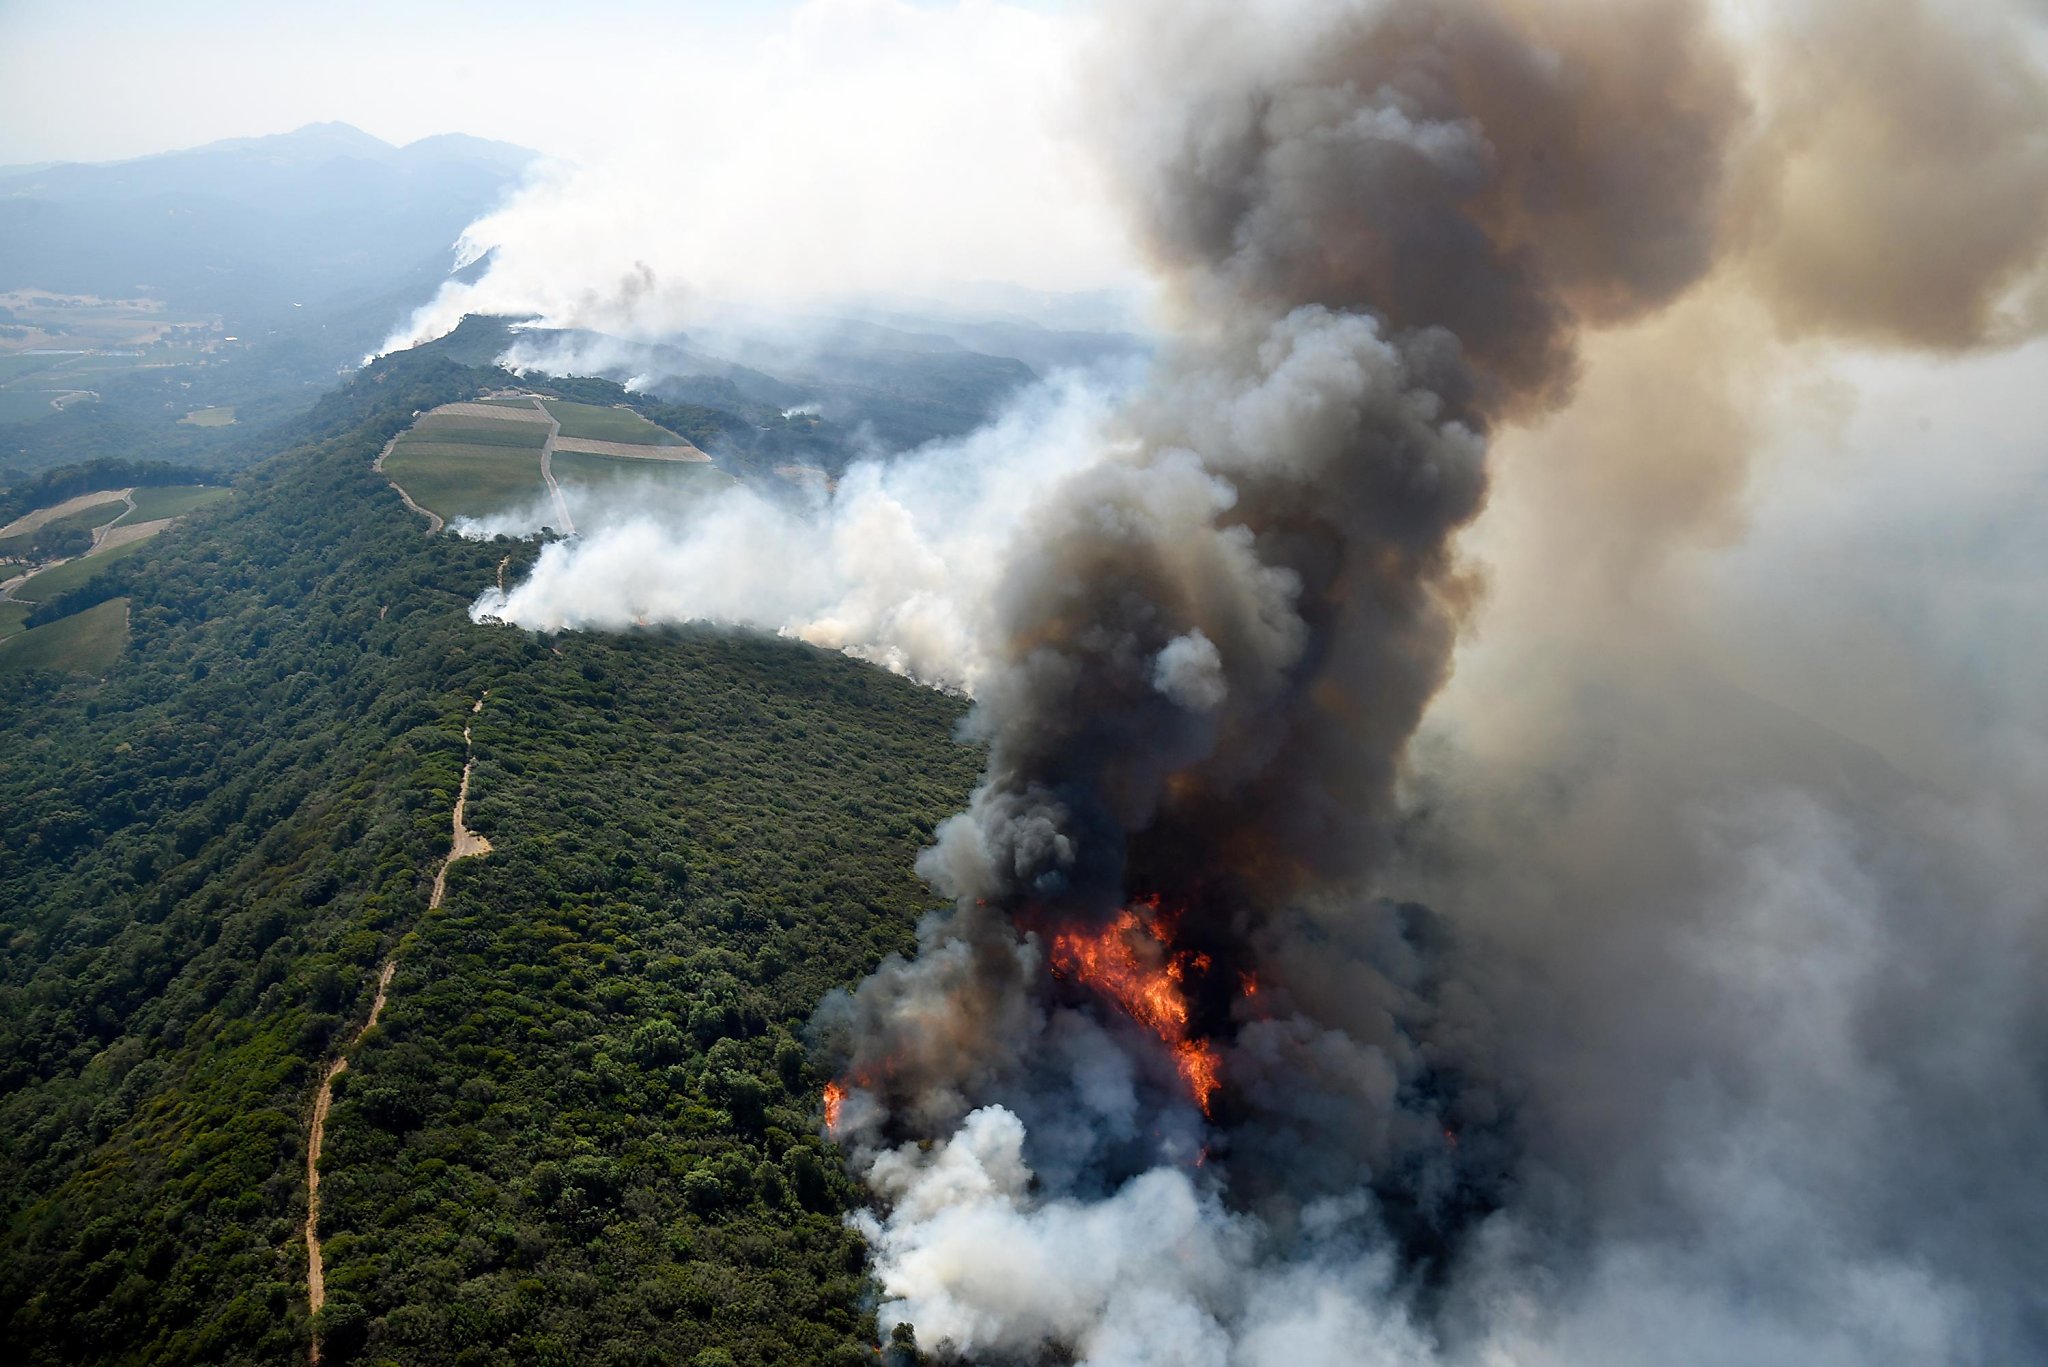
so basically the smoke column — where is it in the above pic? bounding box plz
[803,0,2048,1362]
[462,0,2048,1359]
[816,0,1740,1357]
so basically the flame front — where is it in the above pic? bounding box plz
[1049,904,1223,1113]
[822,1081,846,1132]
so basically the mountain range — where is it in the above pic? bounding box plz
[0,122,537,319]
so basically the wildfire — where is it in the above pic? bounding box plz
[1049,903,1225,1113]
[823,1081,846,1132]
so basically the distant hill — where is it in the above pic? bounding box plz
[0,125,539,480]
[0,122,536,318]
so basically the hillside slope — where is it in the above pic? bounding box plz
[0,355,978,1364]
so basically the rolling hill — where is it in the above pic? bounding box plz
[0,347,980,1365]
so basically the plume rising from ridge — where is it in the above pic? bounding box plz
[462,0,2048,1360]
[815,0,1751,1357]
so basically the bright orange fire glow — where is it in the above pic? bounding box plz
[823,1081,846,1131]
[1049,905,1224,1113]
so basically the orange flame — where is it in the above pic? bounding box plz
[1049,905,1224,1113]
[823,1081,846,1131]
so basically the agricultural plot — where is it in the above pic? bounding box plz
[1,486,223,566]
[379,400,711,533]
[551,435,709,459]
[0,482,223,671]
[0,497,127,559]
[99,518,177,552]
[0,597,128,674]
[381,440,547,524]
[0,350,180,420]
[542,399,693,446]
[10,535,155,600]
[180,406,236,426]
[405,412,552,447]
[0,354,69,383]
[379,404,558,527]
[0,389,70,423]
[0,488,132,538]
[128,485,231,521]
[0,292,224,422]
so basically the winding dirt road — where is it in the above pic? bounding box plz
[306,694,491,1361]
[527,398,576,536]
[0,488,132,540]
[88,490,138,552]
[373,436,443,534]
[0,489,138,605]
[430,697,494,906]
[303,958,392,1357]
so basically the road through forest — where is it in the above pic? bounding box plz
[306,694,490,1362]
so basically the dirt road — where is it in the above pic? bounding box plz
[307,694,491,1360]
[89,490,138,552]
[303,957,393,1359]
[527,399,577,536]
[429,696,494,906]
[373,436,444,533]
[0,489,139,605]
[0,487,132,540]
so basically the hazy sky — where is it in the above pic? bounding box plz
[1,0,1133,303]
[0,0,1076,166]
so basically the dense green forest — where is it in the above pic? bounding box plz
[0,350,980,1363]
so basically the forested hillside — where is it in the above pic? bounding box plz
[0,354,980,1364]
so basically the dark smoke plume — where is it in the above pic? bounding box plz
[815,0,1738,1354]
[806,0,2048,1362]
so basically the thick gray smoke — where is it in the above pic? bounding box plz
[816,0,1735,1355]
[802,1,2048,1363]
[465,0,2048,1360]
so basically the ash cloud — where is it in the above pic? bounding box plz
[380,0,1134,354]
[1730,0,2048,347]
[465,0,2048,1361]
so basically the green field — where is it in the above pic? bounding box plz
[0,353,68,382]
[0,596,127,674]
[37,498,127,534]
[179,406,236,426]
[542,399,689,445]
[0,389,64,423]
[128,484,230,520]
[383,441,546,522]
[0,601,29,640]
[0,498,128,557]
[406,414,550,448]
[0,300,217,435]
[11,535,154,601]
[57,353,150,376]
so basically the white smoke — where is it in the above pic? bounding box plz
[448,496,561,542]
[380,0,1139,354]
[469,370,1130,691]
[854,1107,1435,1366]
[444,3,2048,1363]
